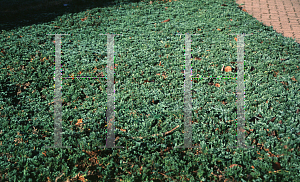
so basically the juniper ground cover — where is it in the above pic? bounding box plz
[0,0,299,181]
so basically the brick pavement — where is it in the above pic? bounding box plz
[235,0,300,44]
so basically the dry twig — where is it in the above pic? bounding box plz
[221,64,225,71]
[157,171,178,181]
[116,125,180,141]
[55,172,65,182]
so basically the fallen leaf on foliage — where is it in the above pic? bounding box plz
[224,66,232,72]
[161,19,170,23]
[75,119,83,126]
[81,17,87,21]
[272,162,282,171]
[229,164,242,168]
[291,76,297,81]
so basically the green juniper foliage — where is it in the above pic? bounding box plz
[0,0,299,181]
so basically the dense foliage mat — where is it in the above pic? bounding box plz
[0,0,299,181]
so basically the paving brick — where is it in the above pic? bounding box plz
[269,15,280,21]
[290,25,300,31]
[261,14,271,20]
[286,12,297,17]
[280,18,290,23]
[282,31,295,36]
[275,29,285,34]
[269,10,279,15]
[235,0,300,44]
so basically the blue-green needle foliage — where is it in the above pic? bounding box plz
[0,0,299,181]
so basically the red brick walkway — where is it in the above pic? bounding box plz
[235,0,300,44]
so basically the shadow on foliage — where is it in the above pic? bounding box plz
[0,0,152,32]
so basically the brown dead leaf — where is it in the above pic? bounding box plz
[75,119,83,126]
[161,19,170,23]
[225,66,232,72]
[272,162,281,171]
[81,17,88,21]
[291,76,297,82]
[119,128,126,132]
[229,164,242,168]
